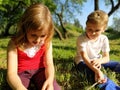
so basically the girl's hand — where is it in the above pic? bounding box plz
[41,80,54,90]
[16,86,28,90]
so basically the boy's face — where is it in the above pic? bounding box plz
[86,23,105,40]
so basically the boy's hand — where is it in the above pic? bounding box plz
[95,71,107,84]
[91,59,101,69]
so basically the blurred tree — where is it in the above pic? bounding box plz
[0,0,56,36]
[0,0,120,38]
[112,17,120,32]
[106,0,120,16]
[0,0,28,36]
[94,0,120,16]
[94,0,99,10]
[53,0,87,39]
[74,19,82,28]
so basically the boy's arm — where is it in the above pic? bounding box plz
[7,40,27,90]
[91,52,110,67]
[80,51,106,83]
[80,51,101,73]
[100,36,110,64]
[101,52,110,64]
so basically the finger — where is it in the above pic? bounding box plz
[102,77,107,83]
[91,60,95,64]
[41,83,47,90]
[96,64,101,69]
[93,63,101,69]
[98,65,101,69]
[99,77,107,84]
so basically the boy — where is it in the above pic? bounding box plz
[75,10,120,90]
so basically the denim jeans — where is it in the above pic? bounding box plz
[76,61,120,90]
[102,61,120,73]
[98,76,120,90]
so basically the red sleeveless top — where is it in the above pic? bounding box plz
[17,45,45,72]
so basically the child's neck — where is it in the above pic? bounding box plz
[20,42,34,51]
[85,33,98,42]
[90,38,98,42]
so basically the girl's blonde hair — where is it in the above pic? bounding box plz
[86,10,108,28]
[15,3,54,47]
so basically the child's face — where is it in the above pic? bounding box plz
[26,29,48,46]
[86,23,105,40]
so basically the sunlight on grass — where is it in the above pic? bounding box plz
[53,37,76,60]
[0,32,120,89]
[109,39,120,61]
[0,38,9,69]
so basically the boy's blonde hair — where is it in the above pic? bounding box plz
[86,10,108,28]
[15,3,54,47]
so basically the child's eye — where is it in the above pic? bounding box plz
[95,30,101,32]
[87,29,92,32]
[40,35,46,38]
[31,34,37,37]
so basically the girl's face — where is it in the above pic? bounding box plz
[86,23,105,40]
[26,29,48,46]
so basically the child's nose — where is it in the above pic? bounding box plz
[35,37,41,42]
[92,32,96,35]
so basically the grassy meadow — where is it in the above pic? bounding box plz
[0,31,120,90]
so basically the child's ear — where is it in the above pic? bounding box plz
[103,27,107,32]
[102,30,105,32]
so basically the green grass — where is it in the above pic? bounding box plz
[0,37,9,68]
[109,39,120,61]
[0,31,120,90]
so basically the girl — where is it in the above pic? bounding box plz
[7,3,61,90]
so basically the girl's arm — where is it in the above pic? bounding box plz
[42,42,54,90]
[7,40,27,90]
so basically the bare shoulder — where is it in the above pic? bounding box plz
[7,39,17,52]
